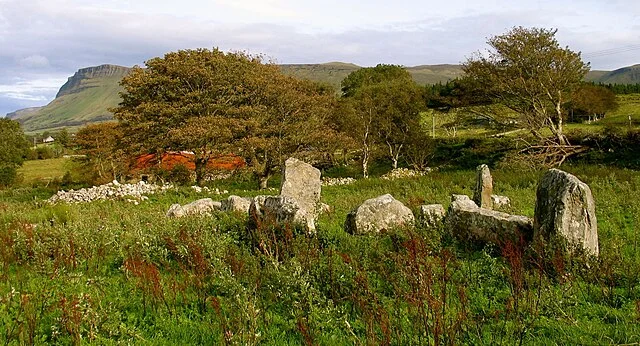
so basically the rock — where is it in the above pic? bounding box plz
[491,195,511,208]
[534,169,599,256]
[320,202,332,214]
[473,164,493,209]
[446,194,532,245]
[166,204,184,218]
[166,198,221,218]
[249,195,316,233]
[418,204,446,229]
[280,157,322,218]
[345,194,415,235]
[222,195,252,214]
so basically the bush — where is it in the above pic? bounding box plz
[0,166,17,187]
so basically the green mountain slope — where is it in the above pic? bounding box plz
[589,64,640,84]
[10,64,131,133]
[280,62,463,89]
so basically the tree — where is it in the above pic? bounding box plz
[73,122,127,184]
[113,48,336,187]
[340,65,424,175]
[0,118,30,186]
[463,27,589,146]
[569,83,618,122]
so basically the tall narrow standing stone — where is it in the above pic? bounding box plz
[534,169,599,256]
[280,157,322,219]
[473,164,493,209]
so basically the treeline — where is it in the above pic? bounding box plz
[598,83,640,94]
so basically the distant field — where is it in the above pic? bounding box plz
[17,158,70,185]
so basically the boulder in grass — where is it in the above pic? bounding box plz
[534,169,599,256]
[418,204,446,229]
[249,195,316,234]
[166,198,221,218]
[222,195,253,214]
[446,194,533,245]
[345,194,414,235]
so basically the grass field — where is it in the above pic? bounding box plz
[1,164,640,344]
[16,158,70,185]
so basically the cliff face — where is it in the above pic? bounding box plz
[56,64,131,98]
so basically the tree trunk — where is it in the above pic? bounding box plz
[259,175,270,189]
[195,157,206,186]
[362,146,369,179]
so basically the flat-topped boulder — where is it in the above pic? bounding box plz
[280,157,322,218]
[446,194,533,245]
[534,169,599,256]
[345,194,414,235]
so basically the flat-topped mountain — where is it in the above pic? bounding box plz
[8,64,131,132]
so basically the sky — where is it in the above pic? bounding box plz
[1,0,639,116]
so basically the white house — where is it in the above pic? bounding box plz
[43,136,55,143]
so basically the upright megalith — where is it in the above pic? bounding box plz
[473,164,493,209]
[534,169,599,256]
[345,194,414,235]
[280,157,322,218]
[247,158,321,234]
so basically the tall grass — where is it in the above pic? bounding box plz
[1,165,639,344]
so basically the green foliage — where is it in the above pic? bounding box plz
[114,48,339,187]
[463,27,589,145]
[0,118,30,187]
[72,122,128,185]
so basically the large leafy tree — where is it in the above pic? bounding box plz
[113,48,336,187]
[0,118,30,186]
[463,27,589,145]
[340,64,424,176]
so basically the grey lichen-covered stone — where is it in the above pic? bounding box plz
[166,198,221,218]
[280,157,322,218]
[491,195,511,209]
[534,169,599,256]
[418,204,446,229]
[473,164,493,209]
[222,195,252,214]
[345,194,415,235]
[249,195,316,233]
[446,194,532,245]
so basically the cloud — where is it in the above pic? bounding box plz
[19,55,50,68]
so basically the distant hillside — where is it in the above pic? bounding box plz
[10,64,131,132]
[587,64,640,84]
[9,62,639,133]
[280,62,463,89]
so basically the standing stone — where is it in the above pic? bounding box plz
[280,158,322,218]
[534,169,599,256]
[345,194,415,235]
[473,164,493,209]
